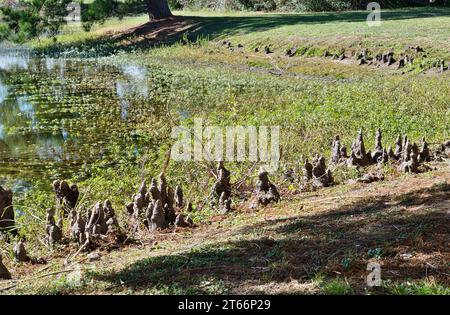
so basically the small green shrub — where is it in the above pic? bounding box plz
[389,280,450,295]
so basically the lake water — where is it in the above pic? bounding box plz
[0,48,154,191]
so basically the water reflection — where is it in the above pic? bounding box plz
[118,63,149,98]
[17,96,34,115]
[121,64,147,81]
[116,81,131,119]
[0,80,7,103]
[178,109,190,120]
[0,53,29,71]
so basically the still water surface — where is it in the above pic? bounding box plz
[0,48,154,191]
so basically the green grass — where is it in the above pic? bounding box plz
[321,278,355,295]
[101,47,449,168]
[181,8,450,58]
[29,8,450,61]
[387,280,450,295]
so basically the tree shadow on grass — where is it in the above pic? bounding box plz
[92,182,450,294]
[179,6,450,40]
[39,7,449,56]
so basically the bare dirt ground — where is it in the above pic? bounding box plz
[109,16,196,47]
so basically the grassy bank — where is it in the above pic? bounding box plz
[30,8,450,61]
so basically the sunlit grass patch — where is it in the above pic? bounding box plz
[386,279,450,295]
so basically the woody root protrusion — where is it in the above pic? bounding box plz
[52,180,79,216]
[127,173,193,230]
[388,134,431,173]
[331,129,437,181]
[303,155,334,189]
[212,161,233,214]
[0,185,17,237]
[255,168,280,206]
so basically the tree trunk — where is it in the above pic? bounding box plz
[146,0,172,19]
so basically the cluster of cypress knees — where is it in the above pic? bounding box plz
[287,129,449,188]
[1,130,449,279]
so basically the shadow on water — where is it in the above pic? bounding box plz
[92,182,450,294]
